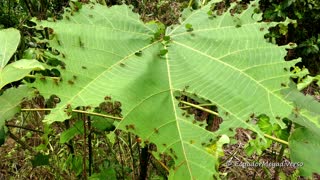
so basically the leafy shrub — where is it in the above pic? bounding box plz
[260,0,320,75]
[1,0,320,178]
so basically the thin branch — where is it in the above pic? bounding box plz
[128,133,137,179]
[263,134,289,145]
[25,75,61,80]
[21,108,122,120]
[73,109,122,120]
[179,100,220,117]
[188,0,193,8]
[150,153,169,172]
[82,109,87,180]
[5,123,44,134]
[116,131,125,179]
[180,103,216,109]
[88,116,93,176]
[8,130,36,154]
[22,0,33,16]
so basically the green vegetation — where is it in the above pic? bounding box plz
[0,0,319,179]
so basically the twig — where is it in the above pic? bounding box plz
[188,0,193,8]
[88,116,93,176]
[21,108,122,120]
[179,100,220,117]
[82,108,87,180]
[128,133,137,179]
[263,134,289,146]
[116,130,125,179]
[5,123,44,134]
[8,130,36,154]
[139,145,150,180]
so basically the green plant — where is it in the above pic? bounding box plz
[260,0,320,75]
[1,0,320,178]
[0,28,44,146]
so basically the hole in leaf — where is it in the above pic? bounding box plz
[159,49,168,56]
[281,83,287,87]
[98,97,123,118]
[135,51,142,56]
[68,80,74,85]
[125,124,135,130]
[79,37,84,48]
[175,90,223,132]
[154,128,159,134]
[46,95,60,109]
[53,78,61,86]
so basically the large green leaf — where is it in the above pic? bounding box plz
[0,28,20,68]
[31,0,320,178]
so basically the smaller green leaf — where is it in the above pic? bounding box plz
[0,28,20,68]
[65,154,83,175]
[279,23,288,35]
[31,153,50,167]
[297,75,317,91]
[257,114,273,134]
[60,120,83,143]
[0,86,33,139]
[0,59,45,89]
[185,23,192,29]
[205,135,229,160]
[70,0,82,11]
[89,168,117,180]
[92,116,115,131]
[22,48,37,59]
[64,104,73,116]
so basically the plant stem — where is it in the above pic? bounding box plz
[202,0,206,6]
[139,145,150,180]
[64,120,75,155]
[179,100,220,117]
[8,129,36,154]
[263,134,288,145]
[274,121,292,179]
[116,130,125,179]
[82,110,87,180]
[5,123,44,134]
[88,116,93,176]
[180,103,216,109]
[25,75,61,80]
[128,133,137,179]
[21,108,122,120]
[188,0,193,8]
